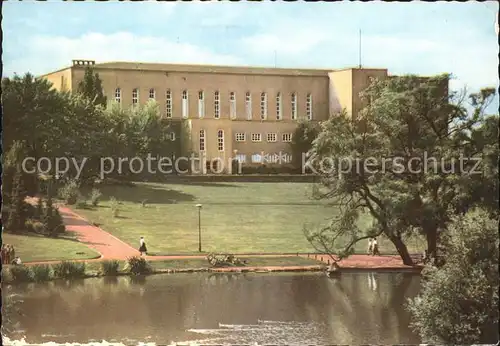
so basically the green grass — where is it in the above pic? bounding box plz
[2,233,100,263]
[83,256,323,274]
[77,182,426,255]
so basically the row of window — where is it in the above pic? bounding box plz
[235,132,292,143]
[114,88,313,120]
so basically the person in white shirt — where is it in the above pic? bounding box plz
[372,238,380,256]
[367,238,373,255]
[138,237,148,256]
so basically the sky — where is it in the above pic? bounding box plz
[3,0,499,112]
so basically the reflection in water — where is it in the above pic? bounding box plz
[368,272,378,291]
[4,272,421,345]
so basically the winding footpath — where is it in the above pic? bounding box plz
[23,199,420,271]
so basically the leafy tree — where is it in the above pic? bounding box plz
[5,167,27,233]
[305,74,496,265]
[2,141,31,204]
[103,101,180,179]
[2,74,70,161]
[290,120,320,171]
[77,67,107,107]
[453,114,499,217]
[407,209,499,344]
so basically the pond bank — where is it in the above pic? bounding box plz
[3,257,423,285]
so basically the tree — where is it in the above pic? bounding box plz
[289,120,320,171]
[407,209,499,344]
[453,114,499,217]
[77,67,107,107]
[42,193,65,237]
[2,74,70,160]
[2,141,31,204]
[5,167,27,233]
[305,74,496,265]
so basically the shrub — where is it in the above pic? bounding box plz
[126,256,151,275]
[58,179,80,205]
[407,210,499,344]
[75,193,88,208]
[43,200,66,236]
[53,261,86,278]
[31,264,53,282]
[35,197,44,219]
[101,260,120,275]
[90,188,102,207]
[240,165,301,175]
[110,197,120,217]
[24,202,38,219]
[25,219,45,234]
[10,265,35,282]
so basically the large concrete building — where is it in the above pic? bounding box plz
[40,59,391,173]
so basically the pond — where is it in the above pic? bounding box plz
[3,271,421,345]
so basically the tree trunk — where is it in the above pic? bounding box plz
[389,235,414,266]
[426,227,438,260]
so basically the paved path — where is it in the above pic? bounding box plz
[23,198,419,270]
[58,206,139,260]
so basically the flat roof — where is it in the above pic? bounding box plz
[91,61,332,77]
[39,60,391,78]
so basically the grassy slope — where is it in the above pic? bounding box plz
[76,182,426,255]
[2,233,100,262]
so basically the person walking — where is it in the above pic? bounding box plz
[138,236,148,256]
[367,238,373,255]
[372,238,380,256]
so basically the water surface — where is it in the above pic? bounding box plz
[4,272,421,345]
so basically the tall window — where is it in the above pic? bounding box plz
[217,129,224,151]
[276,92,282,120]
[260,92,267,120]
[229,92,236,119]
[291,93,297,120]
[115,88,121,103]
[149,88,156,100]
[199,129,205,151]
[132,88,139,106]
[198,91,205,118]
[214,91,220,119]
[166,90,172,118]
[306,93,312,120]
[245,92,252,120]
[182,90,188,119]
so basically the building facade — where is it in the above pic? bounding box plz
[40,60,391,173]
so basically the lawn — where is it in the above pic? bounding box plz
[2,233,100,262]
[77,181,426,255]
